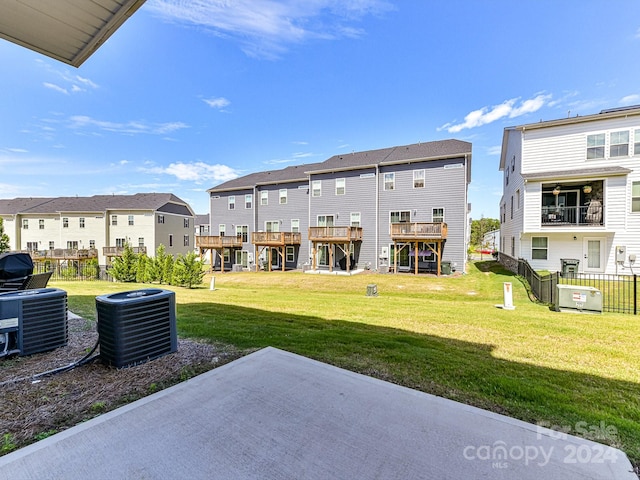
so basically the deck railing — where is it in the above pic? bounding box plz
[541,204,604,226]
[31,248,99,259]
[252,232,301,245]
[308,226,363,242]
[195,235,243,249]
[103,246,147,256]
[390,222,447,239]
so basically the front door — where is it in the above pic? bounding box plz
[582,237,605,273]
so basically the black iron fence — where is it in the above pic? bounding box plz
[32,260,114,282]
[500,254,638,315]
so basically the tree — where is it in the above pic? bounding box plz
[171,251,205,288]
[0,217,10,253]
[470,217,500,250]
[110,243,139,282]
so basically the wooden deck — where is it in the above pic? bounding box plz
[196,236,243,249]
[31,248,99,260]
[103,246,147,257]
[390,222,447,241]
[308,226,363,242]
[252,232,301,246]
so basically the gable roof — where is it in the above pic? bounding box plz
[0,193,194,216]
[208,140,472,193]
[0,0,146,67]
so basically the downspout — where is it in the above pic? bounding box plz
[375,164,379,271]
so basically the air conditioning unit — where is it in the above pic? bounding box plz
[0,288,68,357]
[555,285,602,313]
[96,288,177,368]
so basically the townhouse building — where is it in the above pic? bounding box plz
[0,193,195,265]
[204,140,472,274]
[499,105,640,275]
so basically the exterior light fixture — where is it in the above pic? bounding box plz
[553,185,561,195]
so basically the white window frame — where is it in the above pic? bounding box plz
[291,219,300,233]
[245,194,253,209]
[228,196,235,210]
[279,189,287,204]
[128,215,134,226]
[312,180,321,197]
[632,181,640,213]
[531,236,548,260]
[80,217,85,228]
[265,220,280,232]
[22,219,28,229]
[39,219,45,230]
[219,224,226,236]
[350,212,361,227]
[286,246,295,263]
[111,215,117,226]
[184,235,189,246]
[587,133,605,159]
[384,172,395,191]
[635,129,640,156]
[413,169,425,188]
[610,130,629,157]
[335,178,345,195]
[63,217,69,228]
[138,238,144,248]
[260,191,268,206]
[236,225,248,242]
[432,208,444,223]
[390,211,411,223]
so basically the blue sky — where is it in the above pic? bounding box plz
[2,0,640,218]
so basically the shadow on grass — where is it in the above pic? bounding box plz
[176,299,640,465]
[469,260,515,275]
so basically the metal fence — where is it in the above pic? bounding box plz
[32,260,114,282]
[509,256,638,315]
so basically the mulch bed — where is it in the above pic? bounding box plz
[0,313,246,454]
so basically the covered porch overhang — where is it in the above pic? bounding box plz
[390,222,447,275]
[308,227,363,273]
[251,232,302,272]
[196,236,243,273]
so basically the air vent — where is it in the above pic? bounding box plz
[0,288,68,357]
[96,289,177,368]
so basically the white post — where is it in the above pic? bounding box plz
[210,276,216,291]
[502,282,515,310]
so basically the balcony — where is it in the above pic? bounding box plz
[390,222,448,241]
[103,246,148,257]
[195,235,243,249]
[31,248,99,260]
[541,202,603,227]
[308,226,363,242]
[252,232,301,246]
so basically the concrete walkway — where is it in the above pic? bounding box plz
[0,347,635,479]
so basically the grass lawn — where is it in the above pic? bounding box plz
[54,261,640,466]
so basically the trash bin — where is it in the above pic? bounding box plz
[560,259,580,277]
[441,261,452,275]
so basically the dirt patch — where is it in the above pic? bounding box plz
[0,313,247,455]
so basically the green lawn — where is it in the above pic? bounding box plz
[54,261,640,465]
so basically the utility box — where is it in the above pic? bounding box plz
[441,261,452,275]
[560,259,580,277]
[555,285,602,313]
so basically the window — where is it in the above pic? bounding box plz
[632,182,640,212]
[317,215,334,227]
[350,212,361,227]
[510,196,513,219]
[413,169,425,188]
[511,237,515,257]
[22,219,28,229]
[335,178,345,195]
[63,217,69,228]
[279,189,287,204]
[80,217,85,228]
[138,238,144,248]
[26,241,37,251]
[184,218,190,228]
[432,208,444,223]
[610,130,629,157]
[184,235,189,246]
[312,180,321,197]
[67,241,79,249]
[245,194,253,209]
[223,248,230,263]
[260,191,268,206]
[49,241,55,250]
[228,196,235,210]
[219,224,226,236]
[39,219,44,230]
[286,246,295,263]
[587,133,605,159]
[111,215,117,226]
[158,214,165,224]
[236,225,248,242]
[116,238,126,247]
[169,234,173,247]
[291,219,300,233]
[89,240,95,249]
[390,211,411,223]
[635,129,640,155]
[532,237,548,260]
[516,189,521,209]
[128,215,134,226]
[265,221,279,232]
[384,172,395,191]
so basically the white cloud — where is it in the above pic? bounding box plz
[203,97,231,109]
[43,82,68,95]
[487,146,502,156]
[620,94,640,105]
[440,94,552,133]
[144,161,240,183]
[68,115,189,136]
[146,0,394,58]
